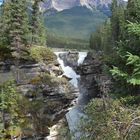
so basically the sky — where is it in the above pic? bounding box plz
[0,0,128,6]
[0,0,3,5]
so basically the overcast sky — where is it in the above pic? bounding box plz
[0,0,128,7]
[0,0,3,5]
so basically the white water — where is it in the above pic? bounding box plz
[78,52,87,65]
[55,51,87,140]
[55,52,87,88]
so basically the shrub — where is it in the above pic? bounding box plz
[29,46,56,62]
[30,76,42,85]
[77,98,140,140]
[0,81,30,139]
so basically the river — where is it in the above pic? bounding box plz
[54,51,88,140]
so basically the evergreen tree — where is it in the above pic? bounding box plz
[0,0,11,47]
[90,20,112,55]
[125,0,140,53]
[8,0,30,84]
[110,0,140,96]
[111,0,125,43]
[31,0,46,46]
[126,0,140,22]
[10,0,29,51]
[0,0,29,50]
[89,0,140,97]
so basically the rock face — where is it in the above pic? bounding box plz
[41,0,126,16]
[0,54,76,139]
[66,52,112,140]
[59,52,79,69]
[77,52,111,104]
[41,0,112,12]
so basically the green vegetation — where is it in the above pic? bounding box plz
[0,0,46,51]
[90,0,140,98]
[29,46,56,62]
[78,98,140,140]
[47,32,89,50]
[0,0,30,49]
[45,6,107,49]
[31,0,46,46]
[0,81,29,139]
[31,73,69,89]
[0,0,49,139]
[110,52,140,85]
[78,0,140,139]
[0,0,140,139]
[45,6,107,40]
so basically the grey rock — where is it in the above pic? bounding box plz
[59,52,79,69]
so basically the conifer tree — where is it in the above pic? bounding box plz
[31,0,46,46]
[126,0,140,22]
[125,0,140,53]
[111,0,125,43]
[0,0,11,47]
[110,0,140,95]
[8,0,30,83]
[10,0,29,51]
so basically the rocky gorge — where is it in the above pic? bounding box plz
[0,48,77,139]
[0,48,111,140]
[54,51,111,140]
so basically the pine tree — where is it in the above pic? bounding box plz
[126,0,140,22]
[111,0,125,43]
[10,0,29,51]
[110,0,140,96]
[31,0,46,46]
[0,0,11,47]
[125,0,140,53]
[8,0,30,83]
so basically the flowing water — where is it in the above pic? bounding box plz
[55,52,87,88]
[54,51,87,140]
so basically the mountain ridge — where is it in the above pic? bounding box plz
[41,0,126,16]
[45,6,107,39]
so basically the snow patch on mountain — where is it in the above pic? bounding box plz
[41,0,113,12]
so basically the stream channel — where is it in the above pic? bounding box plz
[54,52,88,140]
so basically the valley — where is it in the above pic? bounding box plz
[0,0,140,140]
[45,6,107,40]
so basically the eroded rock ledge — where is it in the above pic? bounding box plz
[77,52,111,105]
[0,51,77,139]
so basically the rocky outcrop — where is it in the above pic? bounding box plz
[59,52,79,69]
[18,60,76,138]
[0,53,76,139]
[41,0,126,16]
[41,0,112,12]
[77,52,111,105]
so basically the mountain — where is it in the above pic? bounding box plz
[43,0,126,46]
[45,6,107,39]
[41,0,126,16]
[41,0,112,11]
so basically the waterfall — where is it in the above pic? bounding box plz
[55,51,87,140]
[55,52,87,88]
[78,52,87,65]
